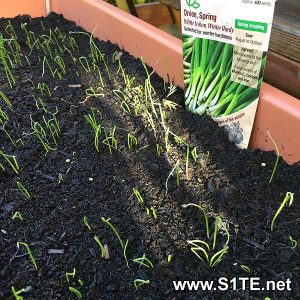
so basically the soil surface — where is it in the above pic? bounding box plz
[0,14,299,300]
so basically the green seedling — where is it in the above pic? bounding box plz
[185,146,190,176]
[68,287,82,299]
[79,56,91,72]
[133,255,153,268]
[165,160,180,194]
[37,82,51,96]
[31,111,60,152]
[16,181,30,199]
[0,150,19,174]
[240,264,251,273]
[93,63,104,87]
[94,236,105,258]
[83,216,91,231]
[101,217,129,267]
[12,211,23,221]
[34,96,48,113]
[182,203,209,238]
[271,192,294,231]
[167,254,172,264]
[5,21,21,65]
[289,236,298,249]
[65,268,76,282]
[0,91,13,108]
[267,131,280,184]
[0,33,16,87]
[103,126,117,155]
[156,144,161,156]
[127,132,138,150]
[134,279,150,290]
[188,240,229,267]
[133,188,144,204]
[57,173,63,184]
[150,206,157,219]
[42,56,55,78]
[183,204,230,267]
[17,242,38,271]
[84,109,101,152]
[54,55,66,74]
[191,147,198,162]
[11,286,32,300]
[163,99,180,110]
[1,121,17,147]
[83,86,104,103]
[78,279,84,286]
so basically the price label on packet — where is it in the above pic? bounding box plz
[181,0,276,148]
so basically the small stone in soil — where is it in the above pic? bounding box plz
[279,248,295,263]
[3,203,14,213]
[106,284,116,292]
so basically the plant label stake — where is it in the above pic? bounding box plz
[181,0,276,148]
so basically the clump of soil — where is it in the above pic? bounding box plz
[0,13,299,300]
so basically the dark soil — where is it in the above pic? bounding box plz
[0,13,299,300]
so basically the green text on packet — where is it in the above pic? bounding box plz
[235,19,268,33]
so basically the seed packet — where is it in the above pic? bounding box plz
[182,0,276,148]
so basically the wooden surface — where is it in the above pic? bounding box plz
[136,2,173,27]
[264,51,300,99]
[271,0,300,63]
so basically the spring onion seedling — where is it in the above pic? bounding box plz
[12,211,23,222]
[165,160,180,194]
[30,111,60,152]
[156,144,161,156]
[133,255,153,268]
[101,217,129,267]
[1,121,17,147]
[240,264,251,273]
[83,216,91,231]
[267,131,280,184]
[134,279,150,290]
[94,236,105,258]
[78,279,84,286]
[68,287,82,299]
[167,255,172,264]
[17,242,38,271]
[188,240,229,267]
[191,147,198,162]
[289,236,298,249]
[65,268,76,282]
[127,132,138,150]
[11,286,32,300]
[0,150,19,174]
[16,181,30,199]
[5,21,21,65]
[183,204,229,266]
[0,90,13,108]
[271,192,294,231]
[133,188,144,204]
[79,56,91,72]
[150,206,157,219]
[103,126,117,155]
[0,33,16,87]
[57,173,63,184]
[84,109,101,152]
[42,56,55,78]
[37,82,51,96]
[182,203,210,238]
[83,87,104,103]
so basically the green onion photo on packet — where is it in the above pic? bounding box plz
[181,0,276,148]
